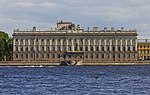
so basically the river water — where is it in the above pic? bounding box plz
[0,66,150,95]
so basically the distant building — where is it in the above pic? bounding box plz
[12,21,138,63]
[137,39,150,61]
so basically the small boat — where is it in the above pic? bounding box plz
[60,60,82,66]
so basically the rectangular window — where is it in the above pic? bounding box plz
[91,47,93,51]
[47,39,49,43]
[69,55,71,58]
[36,46,39,51]
[96,54,99,59]
[96,47,99,51]
[86,54,88,59]
[128,54,130,58]
[30,54,33,58]
[118,46,121,51]
[16,54,18,58]
[46,46,50,51]
[91,54,93,59]
[26,54,28,59]
[118,54,120,58]
[128,46,130,51]
[42,54,44,58]
[30,47,33,51]
[85,47,88,51]
[47,54,50,58]
[102,54,104,59]
[102,46,104,51]
[107,47,110,51]
[42,46,44,51]
[16,46,18,51]
[58,54,60,58]
[123,54,125,58]
[36,54,38,58]
[112,47,115,51]
[133,47,135,51]
[80,47,83,51]
[123,46,126,51]
[36,39,38,42]
[20,54,23,58]
[52,54,55,58]
[20,47,23,51]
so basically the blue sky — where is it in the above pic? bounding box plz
[0,0,150,38]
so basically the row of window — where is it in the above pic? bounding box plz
[138,45,150,49]
[15,53,135,59]
[15,38,136,45]
[139,50,150,54]
[15,46,136,52]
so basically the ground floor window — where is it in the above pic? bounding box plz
[26,54,28,59]
[36,54,38,58]
[20,54,23,58]
[47,54,50,58]
[30,54,33,58]
[42,54,44,58]
[16,54,18,58]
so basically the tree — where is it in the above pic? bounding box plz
[0,31,12,61]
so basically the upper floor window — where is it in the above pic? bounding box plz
[47,39,49,43]
[16,39,18,42]
[41,39,44,43]
[36,39,38,42]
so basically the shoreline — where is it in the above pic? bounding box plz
[0,61,150,66]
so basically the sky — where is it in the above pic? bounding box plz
[0,0,150,38]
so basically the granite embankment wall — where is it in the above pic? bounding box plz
[0,61,150,66]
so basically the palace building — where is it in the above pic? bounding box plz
[137,39,150,61]
[13,21,138,63]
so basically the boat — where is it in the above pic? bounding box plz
[60,60,82,66]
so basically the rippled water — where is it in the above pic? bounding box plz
[0,66,150,95]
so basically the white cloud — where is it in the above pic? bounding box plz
[0,0,149,38]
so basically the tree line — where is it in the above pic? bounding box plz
[0,31,12,61]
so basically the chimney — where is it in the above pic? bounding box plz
[93,27,98,31]
[111,27,114,32]
[104,27,107,31]
[121,27,124,32]
[33,26,36,32]
[77,24,80,29]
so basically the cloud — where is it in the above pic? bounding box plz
[0,0,150,38]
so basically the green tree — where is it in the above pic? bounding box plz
[0,31,12,61]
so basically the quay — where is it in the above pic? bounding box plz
[0,61,150,66]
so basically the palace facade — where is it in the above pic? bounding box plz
[13,21,138,63]
[137,39,150,61]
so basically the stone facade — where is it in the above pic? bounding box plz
[137,39,150,61]
[13,21,138,63]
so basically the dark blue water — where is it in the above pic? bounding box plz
[0,66,150,95]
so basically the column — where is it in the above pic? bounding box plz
[55,39,57,51]
[104,39,107,51]
[60,39,63,51]
[135,38,137,51]
[120,39,123,51]
[125,39,127,51]
[83,39,85,51]
[44,39,46,51]
[110,39,112,51]
[93,39,95,51]
[88,39,90,51]
[66,39,68,51]
[50,39,52,51]
[115,39,118,51]
[72,39,74,51]
[99,39,101,51]
[130,39,133,51]
[77,39,79,51]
